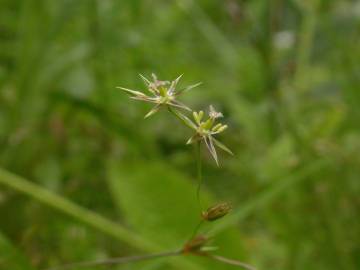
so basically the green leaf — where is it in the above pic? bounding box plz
[107,160,247,270]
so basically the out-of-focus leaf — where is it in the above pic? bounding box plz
[107,160,249,270]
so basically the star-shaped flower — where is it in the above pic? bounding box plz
[186,105,233,165]
[117,73,201,118]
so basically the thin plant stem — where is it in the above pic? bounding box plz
[46,250,182,270]
[208,254,257,270]
[189,220,204,240]
[196,141,203,210]
[168,106,194,129]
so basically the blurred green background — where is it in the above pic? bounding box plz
[0,0,359,269]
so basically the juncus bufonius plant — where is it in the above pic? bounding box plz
[47,73,255,270]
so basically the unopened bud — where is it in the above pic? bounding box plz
[217,125,228,133]
[212,123,222,132]
[193,111,200,125]
[198,110,204,122]
[201,118,213,130]
[202,202,232,221]
[182,235,208,254]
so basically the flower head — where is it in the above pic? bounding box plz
[186,105,233,165]
[117,73,201,118]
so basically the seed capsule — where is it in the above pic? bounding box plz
[202,202,232,221]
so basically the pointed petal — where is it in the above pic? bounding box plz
[212,137,234,155]
[139,74,151,85]
[186,134,200,145]
[168,74,183,95]
[151,73,158,81]
[176,82,202,95]
[172,74,183,89]
[205,136,219,166]
[168,100,192,111]
[116,87,147,97]
[129,96,158,103]
[174,74,183,83]
[169,108,197,130]
[144,104,161,118]
[139,74,159,95]
[171,74,183,89]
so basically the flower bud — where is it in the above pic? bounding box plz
[193,111,200,125]
[212,123,222,132]
[198,110,204,122]
[217,125,228,133]
[201,118,213,130]
[182,235,208,254]
[202,202,232,221]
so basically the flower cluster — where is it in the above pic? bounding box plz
[118,74,232,165]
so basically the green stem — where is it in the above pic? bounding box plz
[196,141,203,209]
[46,250,182,270]
[189,220,204,240]
[168,106,194,130]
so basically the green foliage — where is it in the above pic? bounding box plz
[108,161,246,269]
[0,232,34,270]
[0,0,359,270]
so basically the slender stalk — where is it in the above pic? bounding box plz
[196,141,203,209]
[208,254,257,270]
[189,220,204,240]
[167,106,194,129]
[46,250,182,270]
